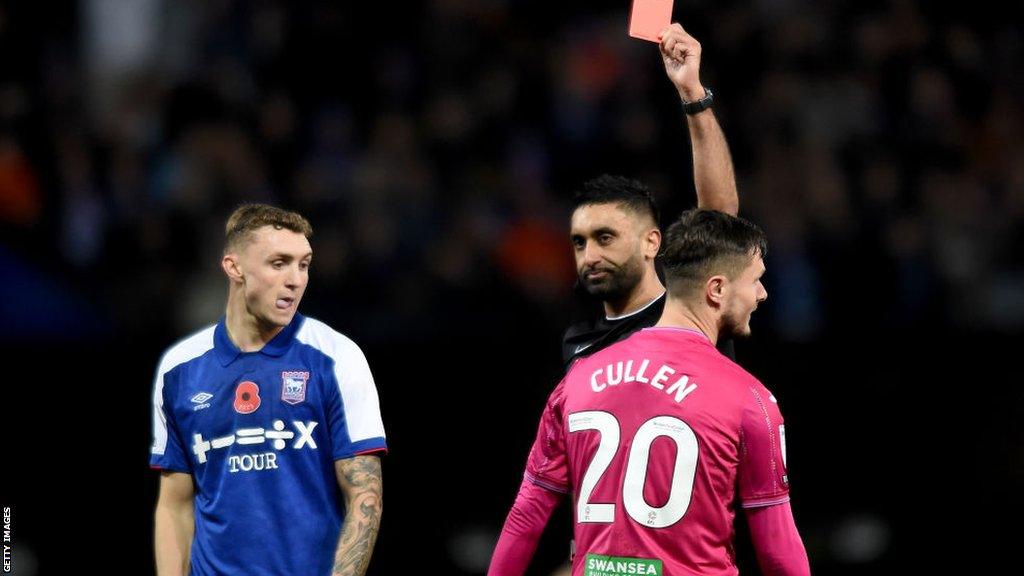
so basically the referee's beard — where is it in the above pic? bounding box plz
[579,255,645,303]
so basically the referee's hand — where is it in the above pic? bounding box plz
[659,23,704,103]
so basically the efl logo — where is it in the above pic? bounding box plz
[234,381,261,414]
[281,371,309,405]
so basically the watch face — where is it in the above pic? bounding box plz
[683,90,713,115]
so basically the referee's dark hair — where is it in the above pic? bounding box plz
[660,209,768,300]
[572,174,660,227]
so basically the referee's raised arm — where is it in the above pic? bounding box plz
[660,23,739,216]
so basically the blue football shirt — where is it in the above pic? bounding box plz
[150,314,387,575]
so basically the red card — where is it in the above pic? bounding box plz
[629,0,674,43]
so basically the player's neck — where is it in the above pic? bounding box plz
[603,272,665,319]
[655,300,718,344]
[225,291,285,352]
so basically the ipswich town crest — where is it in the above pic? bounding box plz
[281,371,310,405]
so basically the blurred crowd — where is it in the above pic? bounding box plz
[2,0,1022,345]
[5,2,1022,573]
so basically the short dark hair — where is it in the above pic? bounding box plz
[660,209,768,299]
[224,203,313,252]
[572,174,660,226]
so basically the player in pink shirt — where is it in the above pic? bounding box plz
[489,209,810,576]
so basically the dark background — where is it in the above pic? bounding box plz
[3,0,1022,574]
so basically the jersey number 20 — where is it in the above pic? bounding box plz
[568,411,698,529]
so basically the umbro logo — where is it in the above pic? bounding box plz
[191,391,213,411]
[191,392,213,403]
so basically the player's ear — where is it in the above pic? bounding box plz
[643,227,661,259]
[222,252,244,283]
[705,274,727,308]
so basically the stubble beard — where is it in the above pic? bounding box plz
[720,305,754,340]
[580,257,644,303]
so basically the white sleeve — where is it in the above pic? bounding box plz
[333,337,386,444]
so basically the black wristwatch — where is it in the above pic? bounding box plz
[681,87,714,115]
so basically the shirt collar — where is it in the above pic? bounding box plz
[605,291,666,321]
[642,325,712,343]
[214,313,305,365]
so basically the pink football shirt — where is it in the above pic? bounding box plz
[525,327,790,576]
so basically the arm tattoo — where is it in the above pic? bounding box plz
[332,455,383,576]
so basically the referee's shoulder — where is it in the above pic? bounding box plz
[561,317,595,345]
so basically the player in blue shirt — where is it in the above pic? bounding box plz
[151,204,386,576]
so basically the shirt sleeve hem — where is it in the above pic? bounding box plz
[149,459,191,473]
[524,471,570,494]
[739,495,791,509]
[333,437,388,459]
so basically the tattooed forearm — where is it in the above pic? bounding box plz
[332,455,383,576]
